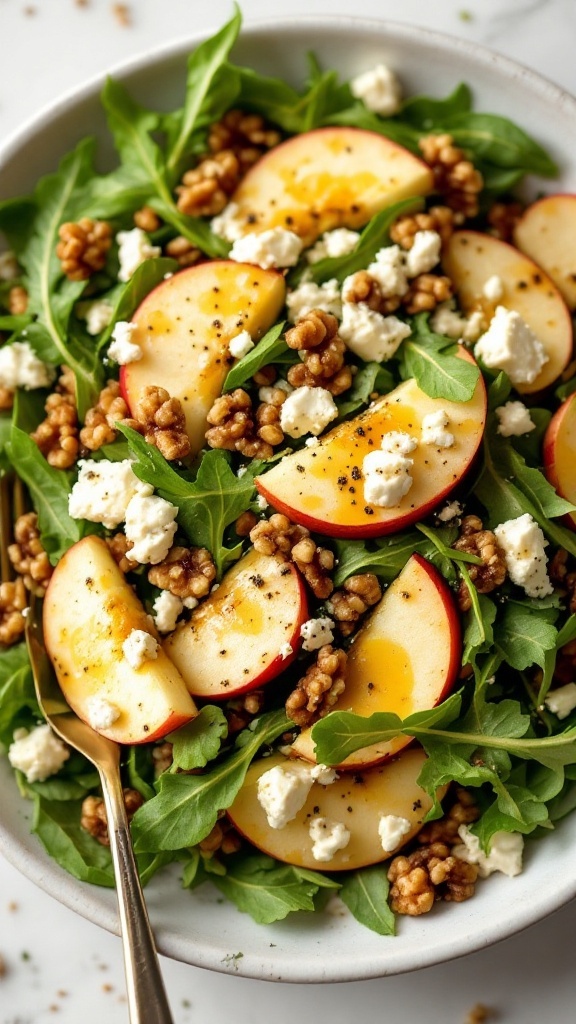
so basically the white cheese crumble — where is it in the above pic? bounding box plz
[8,725,69,783]
[286,278,342,321]
[453,825,524,878]
[544,682,576,720]
[305,436,319,447]
[300,616,335,651]
[256,494,269,511]
[84,300,114,336]
[153,590,184,633]
[306,228,360,264]
[116,228,161,282]
[494,513,553,599]
[363,245,408,298]
[0,250,19,280]
[122,628,159,669]
[381,430,418,455]
[378,814,412,853]
[68,459,153,530]
[404,230,442,278]
[482,275,504,303]
[228,330,255,360]
[257,764,315,829]
[258,379,293,403]
[229,228,303,269]
[210,202,246,242]
[431,303,486,343]
[350,63,403,116]
[280,385,338,438]
[183,596,199,610]
[310,764,339,785]
[124,493,178,564]
[475,306,548,385]
[107,321,142,364]
[308,816,351,862]
[279,641,293,660]
[86,696,121,731]
[437,500,463,522]
[0,342,55,391]
[362,431,417,509]
[339,302,411,362]
[495,400,536,437]
[421,409,455,448]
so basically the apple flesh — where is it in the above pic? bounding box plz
[442,230,573,393]
[228,747,442,871]
[513,195,576,310]
[164,548,308,700]
[226,126,434,247]
[121,261,286,455]
[43,536,197,744]
[291,553,461,769]
[543,392,576,531]
[256,351,486,538]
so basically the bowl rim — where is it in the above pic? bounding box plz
[2,13,576,984]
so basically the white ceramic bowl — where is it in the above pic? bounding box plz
[1,17,576,983]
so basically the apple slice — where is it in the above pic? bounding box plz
[228,747,441,871]
[164,548,308,699]
[121,261,285,455]
[226,126,433,247]
[514,195,576,310]
[43,536,197,744]
[256,351,486,538]
[442,230,573,393]
[543,392,576,530]
[291,553,460,769]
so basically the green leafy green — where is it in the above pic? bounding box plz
[332,531,427,586]
[399,313,480,402]
[211,853,319,924]
[401,84,473,127]
[97,257,178,349]
[223,321,287,391]
[336,361,395,419]
[494,604,558,672]
[168,706,228,771]
[0,644,38,745]
[339,867,395,936]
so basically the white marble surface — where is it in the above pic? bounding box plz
[1,0,576,1020]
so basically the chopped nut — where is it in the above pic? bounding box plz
[329,573,382,635]
[164,235,201,268]
[487,201,524,242]
[388,840,478,914]
[148,545,216,600]
[255,389,286,446]
[285,644,347,727]
[419,134,483,219]
[287,310,352,396]
[31,367,79,469]
[252,365,277,387]
[80,789,143,846]
[152,741,173,777]
[105,533,137,574]
[176,151,241,218]
[208,109,281,162]
[133,205,160,233]
[249,514,334,599]
[134,385,191,461]
[8,512,52,596]
[285,309,339,351]
[225,690,265,734]
[199,818,242,856]
[453,515,507,611]
[80,380,137,452]
[0,578,27,645]
[250,512,308,557]
[0,387,14,411]
[56,218,112,280]
[403,273,453,314]
[206,388,275,460]
[390,205,457,248]
[235,510,259,537]
[8,285,28,315]
[417,788,479,845]
[342,269,401,314]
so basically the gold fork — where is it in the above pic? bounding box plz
[1,474,174,1024]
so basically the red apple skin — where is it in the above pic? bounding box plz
[513,194,576,310]
[164,550,309,700]
[256,349,486,539]
[543,392,576,531]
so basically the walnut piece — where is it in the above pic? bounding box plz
[152,742,173,777]
[225,690,265,734]
[80,380,138,452]
[342,270,401,315]
[403,273,453,314]
[388,841,478,915]
[208,109,281,162]
[0,387,14,411]
[419,134,484,219]
[31,367,79,469]
[8,512,52,596]
[134,385,191,461]
[487,201,524,242]
[148,545,216,600]
[285,644,347,727]
[417,788,479,846]
[8,286,28,315]
[176,150,241,218]
[206,388,277,460]
[329,573,382,636]
[390,205,457,248]
[164,235,202,268]
[0,578,27,645]
[286,310,352,396]
[56,218,112,280]
[199,818,242,856]
[133,205,161,233]
[453,514,507,611]
[249,514,335,599]
[80,789,144,846]
[105,532,137,574]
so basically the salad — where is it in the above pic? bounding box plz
[2,6,576,936]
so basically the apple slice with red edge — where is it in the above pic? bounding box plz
[120,261,286,456]
[164,547,308,700]
[227,746,444,871]
[513,194,576,310]
[225,126,434,246]
[442,229,573,393]
[256,349,486,538]
[543,392,576,531]
[291,553,461,769]
[43,535,197,744]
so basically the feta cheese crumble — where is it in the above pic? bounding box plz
[350,63,403,116]
[107,321,142,364]
[116,228,161,282]
[306,228,360,264]
[495,400,536,437]
[544,682,576,720]
[228,330,255,360]
[437,500,463,522]
[280,385,338,438]
[286,278,342,321]
[279,641,293,660]
[86,696,121,731]
[257,764,315,829]
[475,306,548,385]
[431,303,486,343]
[84,300,114,336]
[494,513,553,599]
[482,275,504,303]
[122,628,159,669]
[153,590,184,633]
[229,228,303,269]
[308,816,351,862]
[124,493,178,564]
[363,245,408,298]
[378,814,412,852]
[339,302,411,362]
[68,459,153,529]
[0,342,55,391]
[421,409,455,448]
[362,430,417,509]
[404,230,442,278]
[300,616,335,651]
[381,430,418,455]
[8,725,69,783]
[310,764,338,785]
[210,202,245,242]
[453,825,524,877]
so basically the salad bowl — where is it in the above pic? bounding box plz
[2,15,576,983]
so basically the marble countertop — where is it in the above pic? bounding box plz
[1,1,575,1021]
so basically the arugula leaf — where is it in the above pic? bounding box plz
[399,313,480,402]
[168,706,228,771]
[120,426,255,575]
[339,867,395,936]
[97,257,178,350]
[447,113,557,176]
[461,589,497,668]
[325,106,421,152]
[494,604,558,672]
[335,361,395,419]
[211,853,319,924]
[332,531,428,586]
[131,709,290,852]
[401,84,473,127]
[126,746,156,802]
[0,644,38,744]
[33,797,116,886]
[0,196,37,255]
[223,321,287,391]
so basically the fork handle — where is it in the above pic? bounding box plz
[99,764,174,1024]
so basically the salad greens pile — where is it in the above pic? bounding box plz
[2,5,576,937]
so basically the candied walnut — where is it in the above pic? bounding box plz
[8,512,52,596]
[164,235,202,268]
[176,150,241,218]
[235,510,258,537]
[285,309,339,351]
[106,532,137,574]
[0,386,14,411]
[419,134,484,219]
[549,549,576,617]
[225,689,265,734]
[31,369,79,469]
[133,205,161,232]
[328,573,382,636]
[133,385,191,461]
[56,218,112,280]
[387,860,435,916]
[80,380,138,452]
[208,108,281,164]
[148,545,216,600]
[487,201,524,242]
[285,644,347,727]
[390,205,457,248]
[250,513,308,557]
[255,389,286,447]
[8,285,28,315]
[152,742,173,777]
[0,578,27,646]
[342,270,401,315]
[287,333,353,397]
[453,515,507,611]
[403,273,453,314]
[417,788,479,846]
[80,789,144,847]
[199,818,242,856]
[206,388,274,460]
[388,841,478,914]
[249,514,334,599]
[253,365,277,387]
